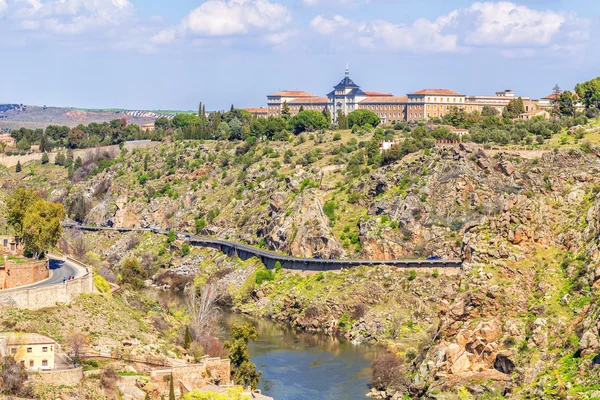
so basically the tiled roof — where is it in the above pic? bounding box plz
[243,108,268,114]
[288,97,329,104]
[410,89,462,96]
[364,91,393,97]
[542,93,559,99]
[360,96,409,104]
[268,91,315,98]
[2,332,56,345]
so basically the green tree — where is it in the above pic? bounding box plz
[143,153,149,171]
[120,257,147,289]
[184,326,192,349]
[155,117,172,130]
[41,152,49,164]
[337,110,348,129]
[172,113,202,129]
[16,137,30,151]
[6,187,40,239]
[557,90,576,117]
[229,118,243,140]
[55,152,66,166]
[74,156,83,170]
[503,97,526,119]
[481,106,499,117]
[575,76,600,109]
[169,373,176,400]
[281,101,291,121]
[287,110,328,134]
[299,105,305,112]
[15,160,22,172]
[224,323,261,389]
[347,109,381,128]
[22,198,65,258]
[216,121,231,140]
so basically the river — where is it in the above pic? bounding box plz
[156,290,381,400]
[222,312,382,400]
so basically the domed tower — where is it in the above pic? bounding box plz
[327,64,368,124]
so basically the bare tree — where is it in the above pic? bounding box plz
[0,356,27,394]
[66,229,89,259]
[65,331,90,366]
[185,282,222,338]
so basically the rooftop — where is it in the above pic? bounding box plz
[364,91,393,97]
[410,89,463,96]
[268,90,315,98]
[243,108,268,114]
[288,96,329,104]
[360,96,409,104]
[0,332,56,346]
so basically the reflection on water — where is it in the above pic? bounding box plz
[155,290,381,400]
[221,313,382,400]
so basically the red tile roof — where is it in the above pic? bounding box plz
[364,91,393,97]
[360,96,408,104]
[288,97,329,104]
[542,93,559,99]
[410,89,462,96]
[268,90,315,98]
[243,108,268,114]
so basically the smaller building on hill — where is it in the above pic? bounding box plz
[0,332,57,370]
[0,134,16,149]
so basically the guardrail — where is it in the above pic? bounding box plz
[62,223,463,272]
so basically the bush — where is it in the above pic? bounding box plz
[333,133,342,141]
[182,244,191,256]
[370,353,404,391]
[347,109,381,128]
[407,270,417,281]
[323,200,337,220]
[167,230,176,243]
[432,269,439,278]
[94,275,111,293]
[315,272,324,281]
[274,261,282,273]
[255,266,275,285]
[195,218,207,233]
[287,110,328,134]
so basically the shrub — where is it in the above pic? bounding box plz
[338,313,352,330]
[432,269,439,278]
[333,133,342,141]
[94,275,111,293]
[182,244,191,256]
[195,218,207,233]
[370,353,404,391]
[315,272,324,281]
[274,261,282,273]
[167,230,176,243]
[407,270,417,281]
[323,200,337,220]
[255,266,275,285]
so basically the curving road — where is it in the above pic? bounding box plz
[1,257,80,293]
[62,223,463,271]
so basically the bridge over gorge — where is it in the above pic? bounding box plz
[62,224,463,273]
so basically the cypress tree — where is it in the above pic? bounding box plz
[184,326,192,350]
[15,160,22,173]
[41,152,49,164]
[169,373,175,400]
[198,102,203,118]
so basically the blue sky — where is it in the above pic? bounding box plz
[0,0,599,111]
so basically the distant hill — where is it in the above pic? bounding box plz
[0,104,178,133]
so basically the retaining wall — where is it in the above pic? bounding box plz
[0,258,95,310]
[0,140,159,167]
[34,367,84,386]
[0,259,49,289]
[151,358,231,388]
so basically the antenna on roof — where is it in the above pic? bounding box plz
[345,62,349,78]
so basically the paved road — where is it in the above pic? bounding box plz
[63,223,463,269]
[1,257,79,293]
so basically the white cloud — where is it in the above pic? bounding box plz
[308,1,589,55]
[1,0,133,34]
[0,0,7,15]
[180,0,290,36]
[309,14,349,35]
[463,1,567,46]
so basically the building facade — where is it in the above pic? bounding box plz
[260,67,552,124]
[0,333,56,370]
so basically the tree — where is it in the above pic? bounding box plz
[16,137,30,151]
[169,373,176,400]
[481,106,499,117]
[298,105,305,112]
[557,90,576,117]
[41,152,49,164]
[0,356,28,395]
[347,109,381,128]
[5,187,40,240]
[287,110,327,134]
[322,108,331,123]
[155,117,172,130]
[185,282,221,338]
[22,198,65,258]
[228,118,243,140]
[184,326,192,350]
[337,110,348,129]
[503,97,526,119]
[15,160,22,173]
[55,152,66,166]
[281,101,291,120]
[65,331,90,366]
[120,257,147,289]
[172,113,202,129]
[216,121,231,140]
[224,323,261,389]
[575,77,600,109]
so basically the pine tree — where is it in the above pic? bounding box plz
[41,152,49,165]
[15,160,22,173]
[143,153,149,171]
[68,164,73,180]
[281,101,291,120]
[184,326,192,350]
[169,373,176,400]
[75,156,82,170]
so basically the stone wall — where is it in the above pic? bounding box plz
[0,259,49,289]
[0,258,95,310]
[33,367,84,386]
[151,357,231,389]
[0,140,159,168]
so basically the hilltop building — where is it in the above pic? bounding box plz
[259,67,556,124]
